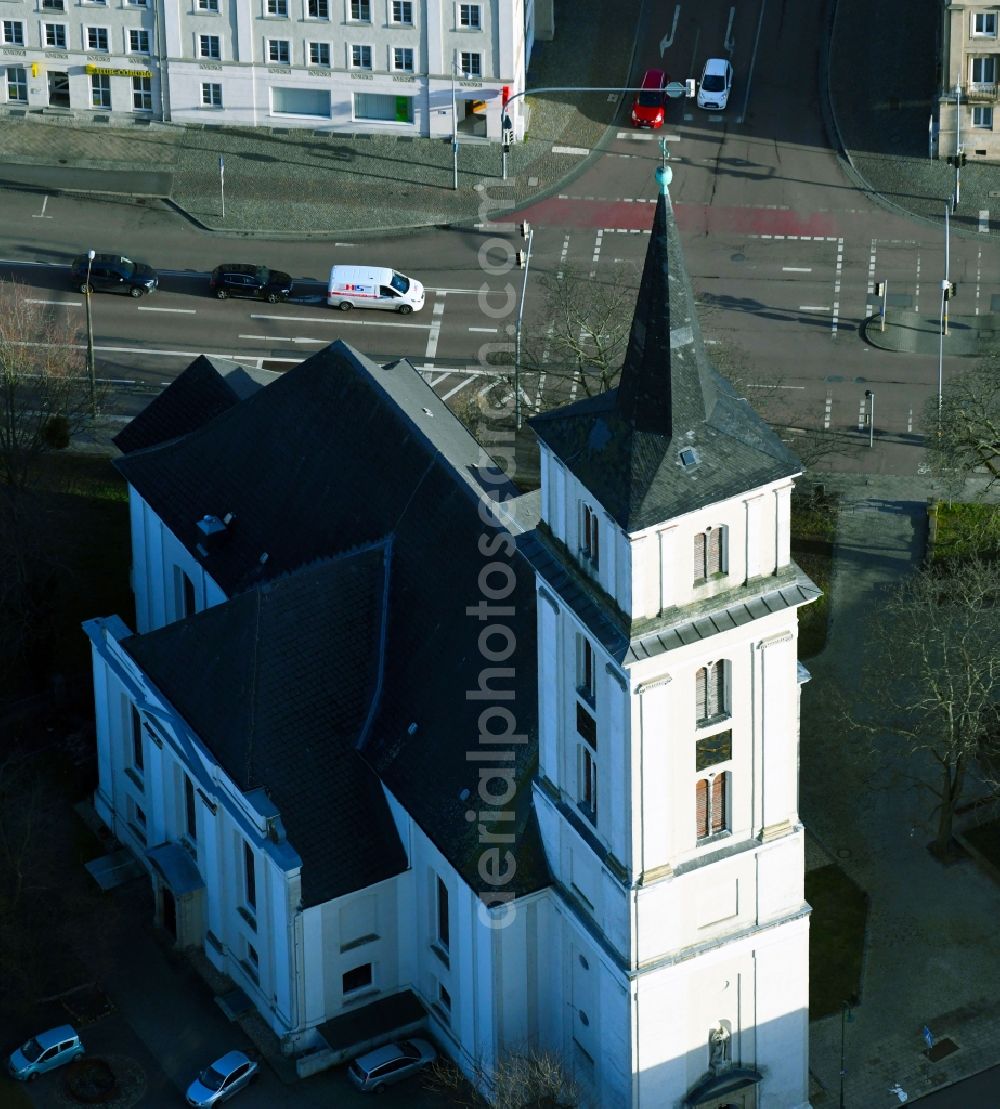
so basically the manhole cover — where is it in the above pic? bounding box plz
[731,253,745,262]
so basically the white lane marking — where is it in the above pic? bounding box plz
[737,0,768,124]
[426,286,482,295]
[334,242,356,247]
[660,5,681,55]
[442,375,476,401]
[979,210,990,233]
[799,305,831,311]
[240,334,326,344]
[558,233,570,280]
[824,390,832,430]
[724,6,736,52]
[865,237,876,318]
[615,132,660,141]
[32,197,52,219]
[469,326,498,333]
[27,298,79,306]
[425,296,445,361]
[831,237,843,336]
[591,229,604,277]
[976,246,983,315]
[856,394,867,432]
[552,145,589,155]
[782,266,812,272]
[914,249,921,312]
[249,312,432,329]
[907,408,913,434]
[137,306,197,314]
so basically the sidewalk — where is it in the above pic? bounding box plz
[0,0,642,237]
[862,309,992,357]
[801,474,1000,1106]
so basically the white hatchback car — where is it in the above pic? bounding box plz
[697,58,734,110]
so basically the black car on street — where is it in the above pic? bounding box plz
[209,264,293,303]
[71,254,158,297]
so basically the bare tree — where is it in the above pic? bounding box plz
[857,557,1000,856]
[515,262,639,406]
[921,352,1000,495]
[0,278,92,492]
[426,1049,580,1108]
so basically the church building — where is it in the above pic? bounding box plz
[84,169,816,1108]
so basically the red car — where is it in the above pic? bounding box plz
[631,68,667,128]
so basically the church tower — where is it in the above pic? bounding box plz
[527,164,816,1108]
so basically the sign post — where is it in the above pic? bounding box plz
[219,155,225,220]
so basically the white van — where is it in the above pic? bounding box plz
[327,265,425,315]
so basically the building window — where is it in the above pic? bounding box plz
[41,0,65,8]
[350,0,371,20]
[459,51,481,78]
[435,876,450,949]
[129,28,150,53]
[973,105,995,129]
[579,745,597,822]
[243,840,257,912]
[247,941,258,968]
[391,0,413,23]
[973,11,997,35]
[392,46,413,71]
[129,704,144,774]
[309,41,330,66]
[268,38,290,63]
[198,0,220,10]
[438,982,451,1011]
[86,26,109,51]
[696,730,733,772]
[266,0,288,13]
[7,66,27,103]
[695,773,729,840]
[693,526,724,582]
[971,56,997,85]
[459,3,481,29]
[695,661,729,724]
[201,82,222,107]
[343,963,372,994]
[351,43,372,69]
[128,797,147,838]
[184,775,197,841]
[2,21,24,46]
[199,34,221,59]
[581,503,600,569]
[127,0,148,6]
[577,635,595,703]
[307,0,329,16]
[44,22,67,48]
[132,75,151,110]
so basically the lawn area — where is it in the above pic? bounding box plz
[805,864,868,1019]
[928,500,1000,564]
[791,489,838,660]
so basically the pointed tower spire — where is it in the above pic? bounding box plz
[530,163,800,535]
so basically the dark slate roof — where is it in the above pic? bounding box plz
[122,546,408,908]
[115,342,549,901]
[113,356,280,455]
[530,188,802,532]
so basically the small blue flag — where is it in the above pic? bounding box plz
[922,1026,934,1049]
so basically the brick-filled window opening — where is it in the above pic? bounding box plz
[130,704,144,773]
[579,745,597,822]
[243,840,257,911]
[695,773,729,840]
[436,876,450,949]
[695,661,729,725]
[693,526,724,583]
[581,503,600,569]
[342,963,372,994]
[184,775,198,841]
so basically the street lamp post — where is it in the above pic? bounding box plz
[953,81,962,210]
[513,222,534,431]
[84,248,97,418]
[865,389,875,448]
[451,54,459,191]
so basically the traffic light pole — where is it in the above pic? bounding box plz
[499,81,695,180]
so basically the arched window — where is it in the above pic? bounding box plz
[695,773,729,840]
[695,661,730,725]
[693,526,725,583]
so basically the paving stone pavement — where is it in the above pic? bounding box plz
[801,475,1000,1107]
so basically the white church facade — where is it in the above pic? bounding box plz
[84,177,816,1107]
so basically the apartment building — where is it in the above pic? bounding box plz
[941,1,1000,160]
[0,0,545,138]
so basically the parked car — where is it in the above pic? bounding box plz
[347,1038,437,1093]
[209,264,294,303]
[631,68,667,128]
[697,57,734,110]
[185,1050,259,1106]
[8,1025,84,1081]
[327,265,424,314]
[70,253,158,297]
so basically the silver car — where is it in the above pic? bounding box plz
[697,57,734,110]
[347,1038,437,1093]
[185,1050,259,1106]
[8,1025,84,1080]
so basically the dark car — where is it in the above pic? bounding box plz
[209,264,293,303]
[71,254,158,297]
